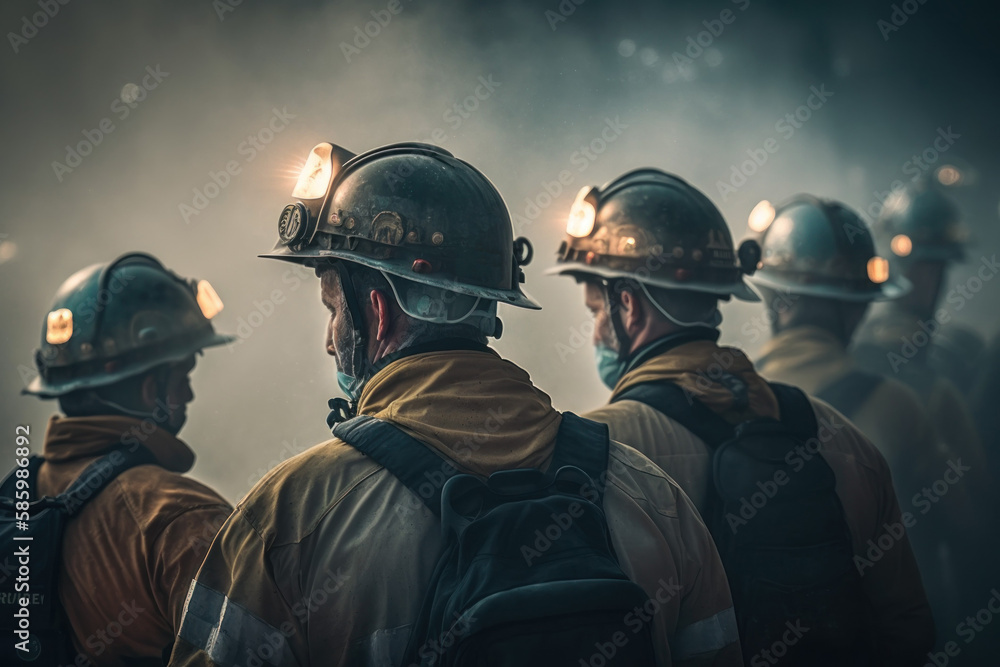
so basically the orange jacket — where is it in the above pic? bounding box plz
[169,349,742,667]
[584,337,935,665]
[37,415,232,666]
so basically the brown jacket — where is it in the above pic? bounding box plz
[169,349,742,667]
[38,416,233,666]
[583,337,935,665]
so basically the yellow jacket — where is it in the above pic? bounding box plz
[583,336,934,665]
[38,416,233,666]
[168,348,741,667]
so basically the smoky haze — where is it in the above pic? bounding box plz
[1,0,997,500]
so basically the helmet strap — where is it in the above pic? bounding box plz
[602,279,633,363]
[332,262,370,382]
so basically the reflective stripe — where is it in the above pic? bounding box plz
[669,607,739,660]
[177,580,300,667]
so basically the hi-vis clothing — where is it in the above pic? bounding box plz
[168,349,742,667]
[38,416,233,666]
[583,336,935,665]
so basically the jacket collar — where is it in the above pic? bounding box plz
[42,414,196,473]
[355,347,562,477]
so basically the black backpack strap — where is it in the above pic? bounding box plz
[768,382,819,439]
[547,413,611,495]
[58,446,158,517]
[333,415,459,517]
[0,455,44,500]
[814,371,884,421]
[613,380,735,447]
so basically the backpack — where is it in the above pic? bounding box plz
[0,444,156,666]
[333,412,658,667]
[614,380,875,666]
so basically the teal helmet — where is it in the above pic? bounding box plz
[546,168,760,301]
[260,142,539,328]
[876,182,970,263]
[749,195,910,302]
[26,252,234,398]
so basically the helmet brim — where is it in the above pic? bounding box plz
[260,248,542,310]
[748,272,912,303]
[23,331,236,398]
[544,262,761,302]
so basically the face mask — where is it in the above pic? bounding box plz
[595,343,628,390]
[337,371,365,402]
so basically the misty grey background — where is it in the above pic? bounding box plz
[2,0,997,501]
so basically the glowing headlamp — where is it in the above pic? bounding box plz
[196,280,224,319]
[748,200,775,233]
[867,256,890,284]
[567,186,597,238]
[46,308,73,345]
[292,143,336,200]
[890,234,913,257]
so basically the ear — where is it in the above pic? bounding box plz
[619,288,646,336]
[140,373,158,409]
[369,289,393,342]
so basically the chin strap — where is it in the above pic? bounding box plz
[602,279,633,363]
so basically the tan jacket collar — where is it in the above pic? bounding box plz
[611,338,779,422]
[357,348,562,477]
[43,415,195,473]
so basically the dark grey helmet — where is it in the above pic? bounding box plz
[546,168,760,301]
[876,182,970,263]
[26,252,234,398]
[260,142,539,316]
[749,195,910,302]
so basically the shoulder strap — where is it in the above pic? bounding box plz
[814,371,884,420]
[333,416,459,517]
[613,381,735,447]
[0,455,44,500]
[547,412,610,496]
[767,382,819,439]
[58,446,158,518]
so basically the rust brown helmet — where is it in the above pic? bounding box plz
[546,168,760,301]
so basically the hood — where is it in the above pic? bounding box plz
[42,414,196,473]
[611,339,779,423]
[357,348,562,477]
